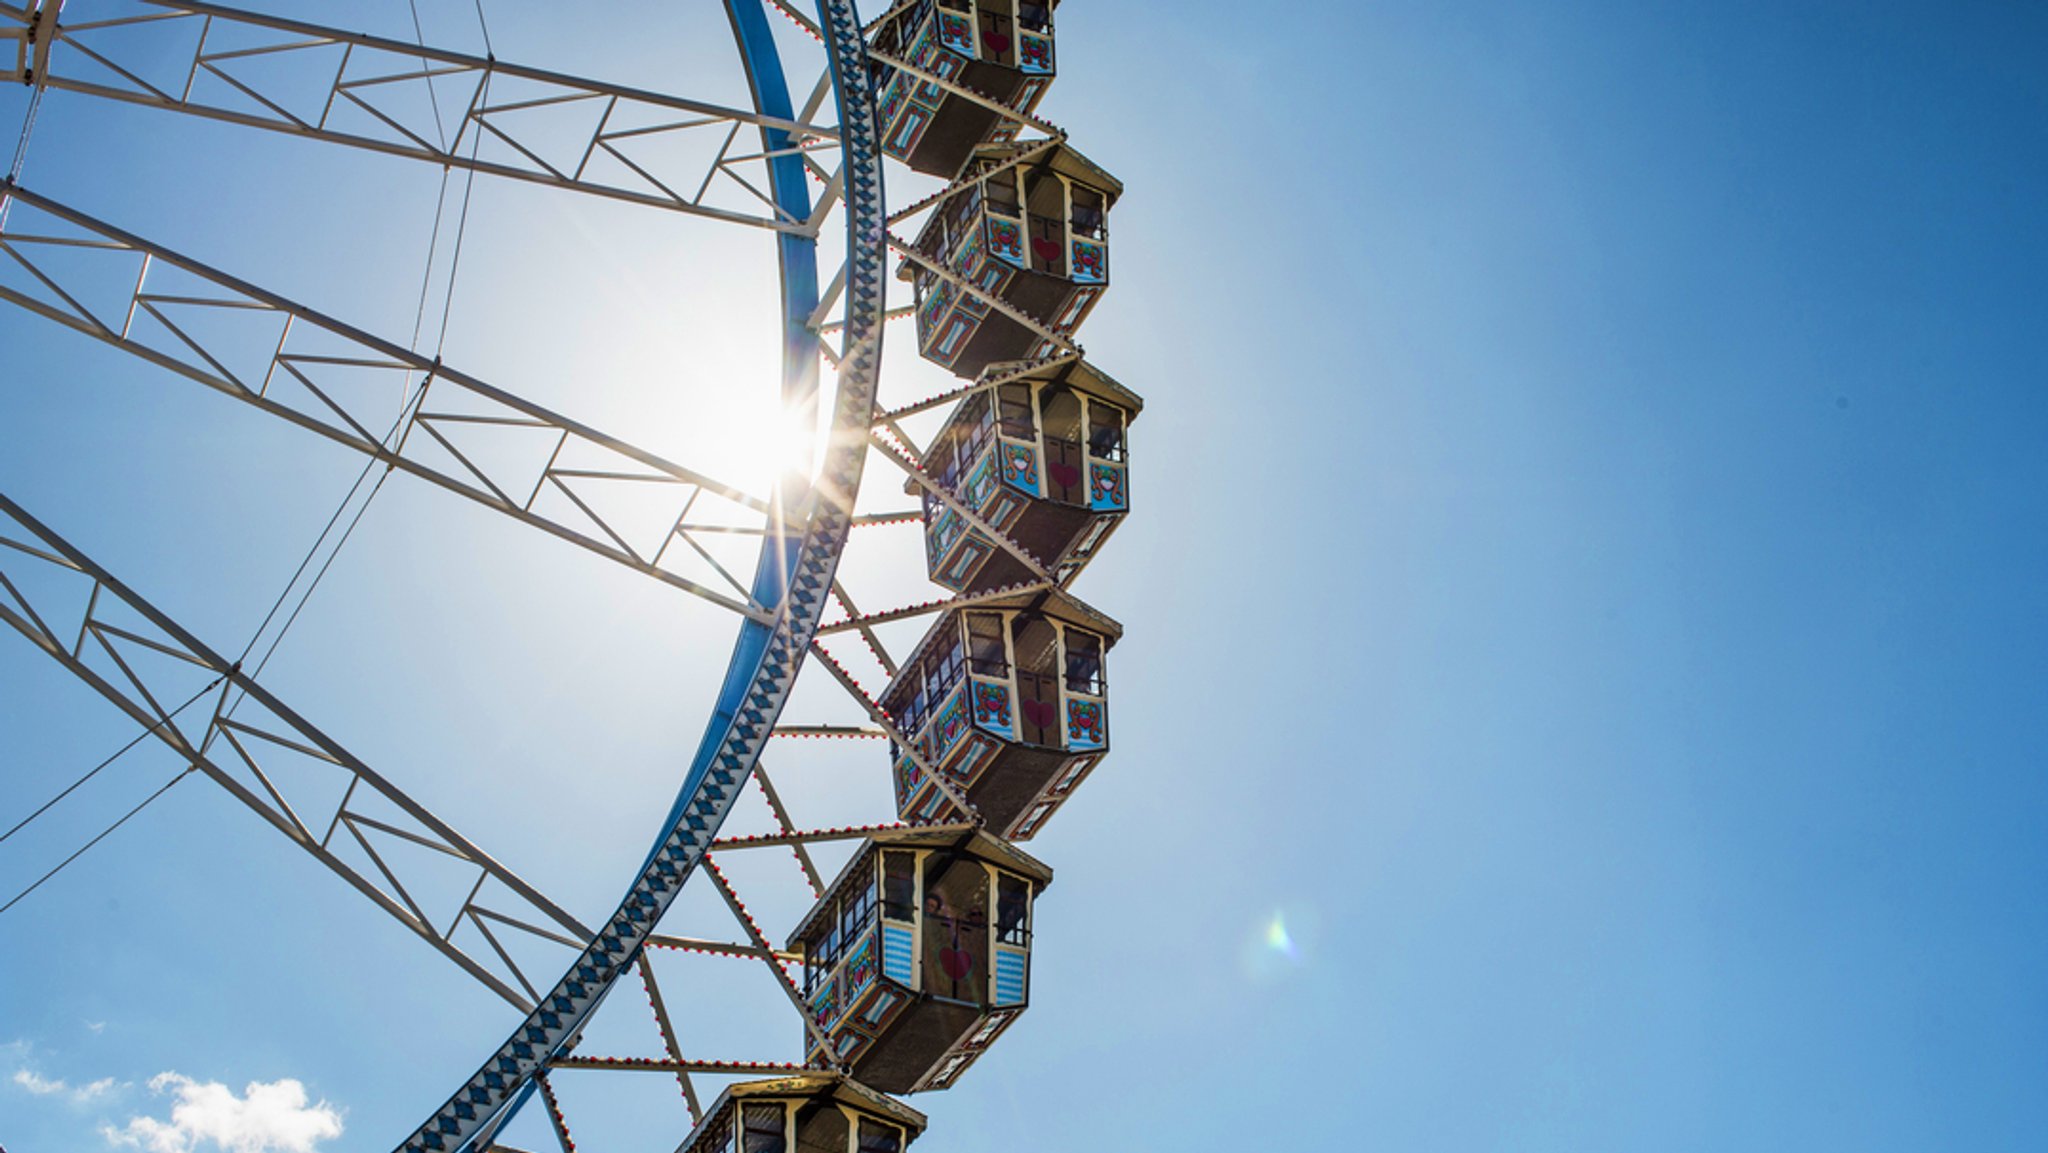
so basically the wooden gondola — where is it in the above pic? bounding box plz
[867,0,1061,176]
[906,142,1121,380]
[915,358,1140,591]
[879,589,1118,839]
[790,826,1053,1093]
[674,1072,926,1153]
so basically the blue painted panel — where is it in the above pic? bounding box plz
[1066,697,1107,751]
[1071,237,1108,285]
[882,923,916,985]
[841,928,878,1014]
[935,9,975,55]
[932,683,971,759]
[1018,31,1054,74]
[942,534,988,588]
[994,947,1028,1005]
[971,677,1015,740]
[998,437,1041,496]
[1088,460,1128,512]
[987,217,1026,269]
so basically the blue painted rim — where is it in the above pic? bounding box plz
[398,2,890,1148]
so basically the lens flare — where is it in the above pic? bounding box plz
[1242,905,1315,983]
[1264,912,1297,958]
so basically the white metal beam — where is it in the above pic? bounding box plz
[0,183,778,620]
[6,1,842,232]
[0,492,593,1011]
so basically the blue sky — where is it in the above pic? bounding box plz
[4,1,2046,1150]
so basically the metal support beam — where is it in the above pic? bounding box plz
[548,1057,807,1075]
[888,232,1081,356]
[865,45,1060,139]
[635,957,704,1122]
[0,182,775,620]
[701,854,838,1058]
[397,0,895,1141]
[815,578,1054,637]
[646,934,800,964]
[0,492,591,1011]
[804,641,977,819]
[7,0,841,231]
[707,821,908,850]
[871,351,1079,426]
[885,133,1064,228]
[2,2,34,83]
[868,430,1055,584]
[749,760,828,894]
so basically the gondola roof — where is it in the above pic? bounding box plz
[786,824,1055,949]
[876,585,1124,708]
[682,1072,928,1144]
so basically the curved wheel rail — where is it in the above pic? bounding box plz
[399,1,887,1148]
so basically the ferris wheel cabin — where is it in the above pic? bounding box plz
[879,590,1118,839]
[916,359,1141,593]
[791,826,1054,1093]
[868,0,1061,177]
[676,1072,926,1153]
[907,142,1121,380]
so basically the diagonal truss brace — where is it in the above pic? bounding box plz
[815,577,1054,637]
[804,642,977,819]
[0,492,593,1011]
[870,350,1082,427]
[884,133,1065,229]
[12,0,843,233]
[0,182,777,621]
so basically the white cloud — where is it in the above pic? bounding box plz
[12,1066,118,1102]
[15,1067,67,1095]
[103,1074,343,1153]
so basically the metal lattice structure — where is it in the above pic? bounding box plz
[2,0,1139,1148]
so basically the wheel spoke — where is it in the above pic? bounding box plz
[0,493,591,1011]
[10,0,841,232]
[868,430,1055,583]
[397,2,895,1141]
[0,182,775,620]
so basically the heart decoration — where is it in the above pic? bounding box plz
[984,31,1011,54]
[939,947,975,981]
[1031,238,1061,265]
[1021,699,1057,731]
[1048,463,1081,489]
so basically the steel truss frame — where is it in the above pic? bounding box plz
[0,181,777,620]
[0,492,591,1010]
[398,0,893,1145]
[2,0,1136,1147]
[4,0,841,232]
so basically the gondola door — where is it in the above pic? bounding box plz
[1012,613,1061,746]
[1041,388,1085,504]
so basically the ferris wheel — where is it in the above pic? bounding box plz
[0,1,1137,1149]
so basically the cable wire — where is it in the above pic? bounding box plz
[472,0,496,58]
[0,767,197,915]
[2,74,46,230]
[433,73,488,360]
[0,674,226,846]
[219,89,489,718]
[5,0,491,907]
[404,0,451,153]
